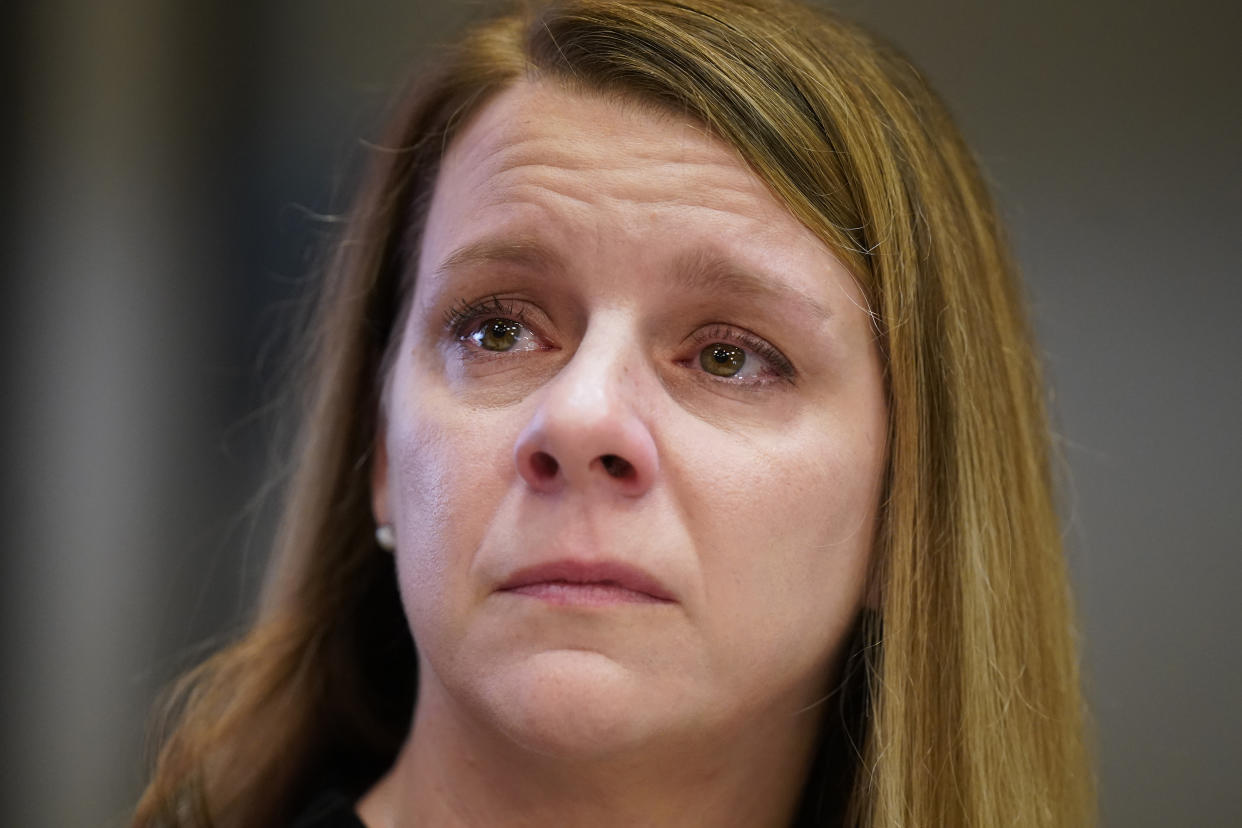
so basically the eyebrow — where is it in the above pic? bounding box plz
[433,236,561,279]
[433,237,834,323]
[670,249,834,323]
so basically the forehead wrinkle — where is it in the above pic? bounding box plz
[471,164,767,234]
[470,120,754,188]
[483,153,753,197]
[452,124,762,219]
[672,248,834,324]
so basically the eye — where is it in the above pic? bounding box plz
[460,317,544,355]
[470,318,528,352]
[700,343,746,377]
[443,296,547,357]
[687,326,795,387]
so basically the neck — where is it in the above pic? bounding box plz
[357,672,824,828]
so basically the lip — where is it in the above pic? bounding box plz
[497,559,676,605]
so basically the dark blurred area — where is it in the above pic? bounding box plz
[5,1,1240,826]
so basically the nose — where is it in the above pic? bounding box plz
[513,327,659,497]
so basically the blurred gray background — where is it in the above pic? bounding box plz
[5,0,1239,825]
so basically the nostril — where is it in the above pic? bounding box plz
[600,454,634,479]
[531,451,559,479]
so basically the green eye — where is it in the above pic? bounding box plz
[475,318,523,351]
[700,343,746,377]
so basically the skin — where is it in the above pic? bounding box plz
[363,81,889,827]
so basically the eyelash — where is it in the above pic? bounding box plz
[443,295,530,334]
[441,296,795,388]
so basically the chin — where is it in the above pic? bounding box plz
[475,649,680,760]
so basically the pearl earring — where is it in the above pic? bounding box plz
[375,524,396,551]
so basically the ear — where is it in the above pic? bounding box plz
[370,411,391,528]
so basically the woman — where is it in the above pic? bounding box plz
[135,0,1093,825]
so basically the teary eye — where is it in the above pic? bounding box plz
[443,296,546,357]
[472,318,524,351]
[685,325,795,389]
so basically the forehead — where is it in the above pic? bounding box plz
[447,80,729,168]
[423,80,851,295]
[431,80,792,228]
[408,80,882,347]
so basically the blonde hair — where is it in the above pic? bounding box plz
[135,1,1093,825]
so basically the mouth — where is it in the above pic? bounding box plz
[497,559,676,606]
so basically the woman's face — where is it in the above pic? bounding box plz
[374,81,888,758]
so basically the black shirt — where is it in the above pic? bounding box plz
[289,790,366,828]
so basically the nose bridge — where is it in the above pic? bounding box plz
[547,318,637,420]
[513,316,659,496]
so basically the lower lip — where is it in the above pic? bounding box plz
[503,581,671,606]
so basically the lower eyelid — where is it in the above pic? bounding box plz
[676,356,784,391]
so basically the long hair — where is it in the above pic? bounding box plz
[135,1,1093,825]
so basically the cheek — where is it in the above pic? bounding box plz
[674,416,884,675]
[385,391,522,628]
[683,422,882,567]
